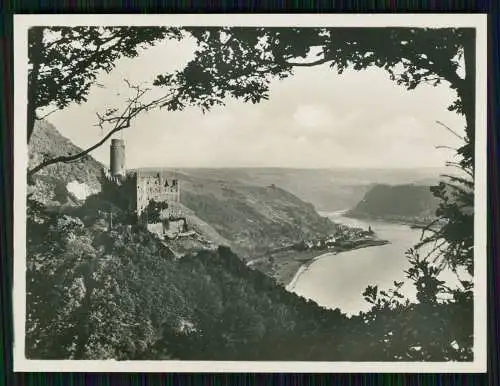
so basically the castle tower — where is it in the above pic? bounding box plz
[110,139,125,177]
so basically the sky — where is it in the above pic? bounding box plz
[44,32,466,170]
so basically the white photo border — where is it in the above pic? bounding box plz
[13,13,488,373]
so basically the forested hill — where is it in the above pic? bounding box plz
[26,122,472,362]
[346,184,440,222]
[26,198,350,360]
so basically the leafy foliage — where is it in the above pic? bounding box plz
[423,171,474,275]
[358,247,473,361]
[26,192,473,361]
[138,200,169,224]
[156,29,475,357]
[28,26,182,141]
[154,27,474,167]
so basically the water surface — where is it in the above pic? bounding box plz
[288,211,460,316]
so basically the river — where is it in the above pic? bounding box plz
[287,211,462,316]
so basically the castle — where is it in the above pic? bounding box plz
[134,170,182,219]
[108,138,186,237]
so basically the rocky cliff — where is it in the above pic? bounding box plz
[28,120,105,206]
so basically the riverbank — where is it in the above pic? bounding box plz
[249,249,329,286]
[285,251,335,291]
[343,212,440,229]
[285,239,390,290]
[250,238,390,287]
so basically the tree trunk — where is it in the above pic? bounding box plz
[27,27,43,144]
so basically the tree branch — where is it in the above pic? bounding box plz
[416,218,442,241]
[28,81,173,179]
[436,120,466,141]
[409,50,463,91]
[286,56,332,67]
[36,107,60,121]
[55,35,125,95]
[27,122,130,179]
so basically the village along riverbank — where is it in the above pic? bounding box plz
[287,211,465,316]
[247,213,389,286]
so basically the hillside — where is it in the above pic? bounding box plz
[136,169,336,257]
[26,191,472,362]
[27,197,470,362]
[28,120,105,205]
[174,167,444,212]
[346,184,440,223]
[26,199,350,360]
[25,121,473,362]
[28,121,335,257]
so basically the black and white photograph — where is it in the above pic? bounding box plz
[13,14,487,372]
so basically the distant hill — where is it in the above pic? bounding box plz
[28,121,335,257]
[172,168,444,212]
[346,184,440,223]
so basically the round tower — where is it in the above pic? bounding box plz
[110,139,125,177]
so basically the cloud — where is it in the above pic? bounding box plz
[48,42,465,170]
[199,111,237,135]
[292,104,333,128]
[377,116,427,140]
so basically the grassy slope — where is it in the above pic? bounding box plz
[140,169,337,257]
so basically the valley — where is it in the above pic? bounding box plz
[27,120,445,290]
[25,120,465,362]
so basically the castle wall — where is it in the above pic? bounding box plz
[136,171,182,219]
[164,219,186,238]
[146,219,186,240]
[107,139,184,227]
